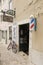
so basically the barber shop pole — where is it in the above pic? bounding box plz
[29,15,36,31]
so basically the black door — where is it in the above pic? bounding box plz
[19,23,29,55]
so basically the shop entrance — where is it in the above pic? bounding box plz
[19,23,29,55]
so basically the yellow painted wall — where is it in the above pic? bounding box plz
[12,0,43,52]
[12,0,35,21]
[12,0,43,21]
[32,14,43,52]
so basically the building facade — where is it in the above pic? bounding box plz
[0,0,43,65]
[12,0,43,65]
[0,0,13,44]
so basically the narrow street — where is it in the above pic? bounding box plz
[0,43,34,65]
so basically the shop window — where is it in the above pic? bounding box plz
[2,31,5,39]
[9,26,12,40]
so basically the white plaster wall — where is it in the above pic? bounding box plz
[0,22,12,44]
[1,0,10,11]
[0,0,2,10]
[1,0,9,10]
[10,0,13,10]
[1,0,13,11]
[17,19,29,25]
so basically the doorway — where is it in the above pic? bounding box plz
[19,23,29,55]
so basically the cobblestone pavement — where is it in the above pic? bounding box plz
[0,43,34,65]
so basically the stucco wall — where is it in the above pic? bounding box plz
[32,14,43,52]
[12,0,43,20]
[12,0,43,51]
[0,22,12,44]
[1,0,9,10]
[12,1,43,64]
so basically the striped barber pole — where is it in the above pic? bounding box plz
[30,18,35,31]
